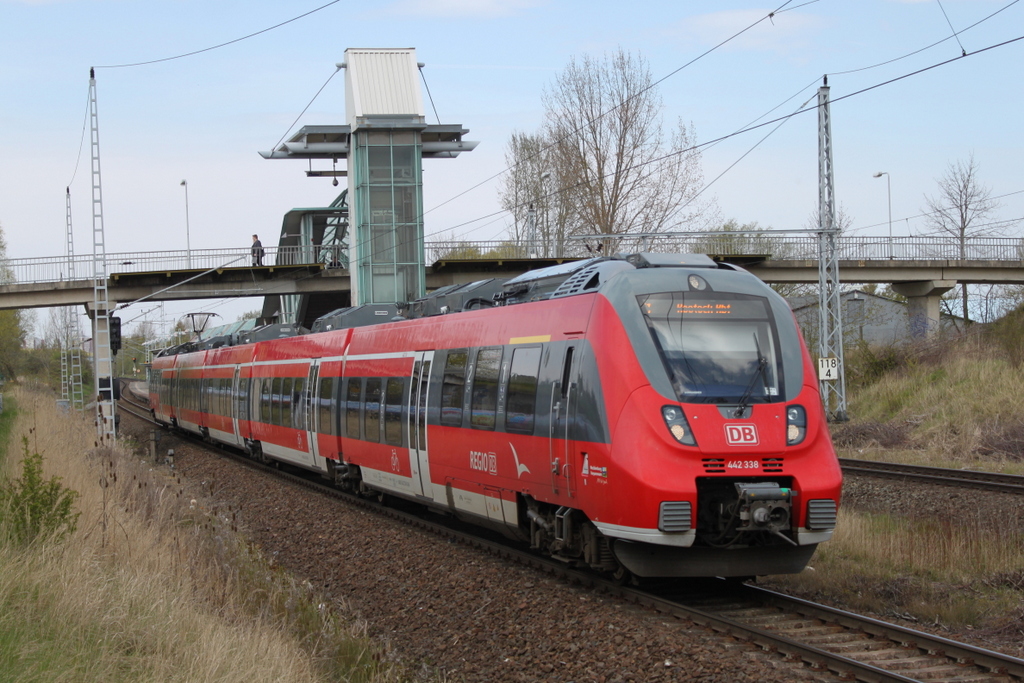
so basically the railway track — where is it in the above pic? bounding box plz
[841,458,1024,495]
[114,381,1024,683]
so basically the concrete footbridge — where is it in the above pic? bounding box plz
[1,235,1021,332]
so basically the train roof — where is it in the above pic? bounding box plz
[154,253,732,357]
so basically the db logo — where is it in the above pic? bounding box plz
[725,424,759,446]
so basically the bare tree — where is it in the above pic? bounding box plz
[500,49,718,256]
[922,154,1006,322]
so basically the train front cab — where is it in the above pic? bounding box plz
[581,259,842,578]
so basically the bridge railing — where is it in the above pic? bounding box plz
[3,236,1022,286]
[426,235,1024,263]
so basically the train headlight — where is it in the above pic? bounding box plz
[786,405,807,445]
[662,405,697,446]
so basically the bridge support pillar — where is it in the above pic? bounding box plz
[891,280,955,339]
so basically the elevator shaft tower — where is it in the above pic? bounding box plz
[261,48,477,306]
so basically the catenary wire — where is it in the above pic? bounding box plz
[415,1,801,221]
[423,33,1024,240]
[270,66,344,155]
[936,0,969,56]
[92,0,344,69]
[417,0,1019,240]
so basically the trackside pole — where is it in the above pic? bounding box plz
[89,68,117,443]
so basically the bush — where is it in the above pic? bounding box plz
[0,436,80,545]
[844,340,916,390]
[985,304,1024,368]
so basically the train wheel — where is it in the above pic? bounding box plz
[610,564,633,586]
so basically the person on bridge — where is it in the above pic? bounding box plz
[251,234,264,266]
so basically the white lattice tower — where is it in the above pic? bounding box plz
[817,80,847,422]
[64,188,85,409]
[89,69,117,442]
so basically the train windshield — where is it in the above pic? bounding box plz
[638,292,783,404]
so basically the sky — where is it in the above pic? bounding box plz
[1,0,1022,338]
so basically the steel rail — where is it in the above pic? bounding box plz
[841,458,1024,495]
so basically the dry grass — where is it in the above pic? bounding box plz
[776,331,1024,631]
[0,387,410,683]
[769,508,1024,629]
[837,334,1024,471]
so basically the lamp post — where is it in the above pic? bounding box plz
[180,179,192,268]
[872,171,892,259]
[540,171,551,257]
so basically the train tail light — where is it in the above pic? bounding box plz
[786,405,807,445]
[661,406,696,446]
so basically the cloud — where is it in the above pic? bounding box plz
[674,9,826,55]
[385,0,544,18]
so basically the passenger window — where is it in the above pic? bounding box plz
[507,346,542,434]
[440,350,468,427]
[471,347,502,430]
[271,377,283,426]
[260,378,272,423]
[345,379,362,439]
[384,378,404,446]
[561,346,575,399]
[292,378,305,429]
[281,378,293,428]
[318,377,334,436]
[418,360,431,449]
[364,378,382,443]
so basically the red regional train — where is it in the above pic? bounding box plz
[149,253,842,578]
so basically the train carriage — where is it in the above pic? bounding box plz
[150,253,842,579]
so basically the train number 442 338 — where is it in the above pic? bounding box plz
[727,460,761,470]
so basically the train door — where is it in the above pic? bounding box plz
[549,343,578,498]
[407,351,434,498]
[304,361,321,467]
[231,366,243,447]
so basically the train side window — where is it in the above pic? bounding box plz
[384,377,404,446]
[282,378,295,429]
[271,377,283,426]
[418,360,431,449]
[471,347,502,430]
[318,377,334,436]
[364,378,382,443]
[260,377,272,424]
[292,377,305,429]
[506,346,542,434]
[345,379,362,439]
[561,346,575,399]
[440,350,468,427]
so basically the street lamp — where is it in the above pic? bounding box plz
[872,171,893,259]
[540,171,551,257]
[180,179,192,268]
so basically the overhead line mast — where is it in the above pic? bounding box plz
[817,77,847,422]
[64,188,85,410]
[89,68,117,443]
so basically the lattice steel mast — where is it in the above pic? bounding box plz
[62,188,85,410]
[817,78,847,421]
[89,68,117,442]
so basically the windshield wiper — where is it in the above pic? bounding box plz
[733,333,769,418]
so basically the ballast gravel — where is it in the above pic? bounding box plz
[119,413,828,682]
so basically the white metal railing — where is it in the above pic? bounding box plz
[3,236,1022,286]
[426,235,1024,263]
